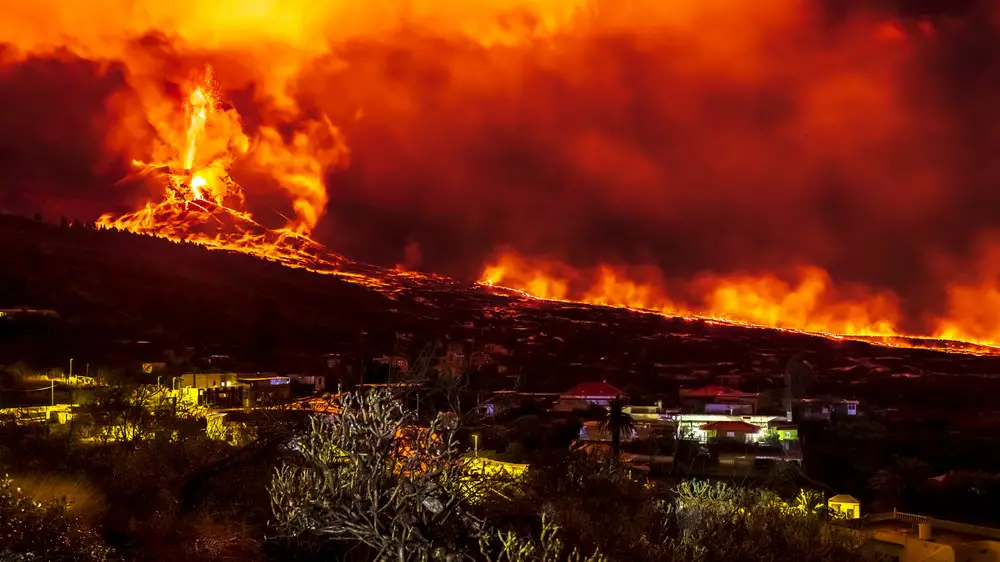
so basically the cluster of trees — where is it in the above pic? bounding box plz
[866,457,1000,524]
[0,379,285,561]
[0,385,872,561]
[268,389,869,561]
[801,415,1000,525]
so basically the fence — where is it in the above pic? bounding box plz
[843,510,1000,542]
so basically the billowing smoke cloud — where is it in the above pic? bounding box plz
[0,50,140,219]
[297,1,998,326]
[1,0,999,336]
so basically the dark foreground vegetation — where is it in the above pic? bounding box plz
[0,389,871,561]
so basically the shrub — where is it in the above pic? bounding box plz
[0,474,110,561]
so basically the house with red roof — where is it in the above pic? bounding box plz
[554,380,625,411]
[680,385,759,415]
[674,413,787,444]
[699,420,761,443]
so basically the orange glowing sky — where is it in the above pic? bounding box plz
[2,0,1000,345]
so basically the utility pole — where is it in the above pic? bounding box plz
[50,381,55,406]
[68,358,73,381]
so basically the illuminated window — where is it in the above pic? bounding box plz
[726,431,735,438]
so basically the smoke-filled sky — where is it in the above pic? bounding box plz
[2,0,1000,337]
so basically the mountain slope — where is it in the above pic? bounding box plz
[3,213,1000,404]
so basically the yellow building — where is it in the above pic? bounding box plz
[828,494,861,519]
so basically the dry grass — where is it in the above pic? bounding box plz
[182,516,265,561]
[10,472,107,522]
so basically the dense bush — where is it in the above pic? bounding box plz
[0,475,110,561]
[0,384,876,561]
[271,390,870,561]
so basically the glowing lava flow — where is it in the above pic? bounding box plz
[478,251,1000,355]
[92,72,998,356]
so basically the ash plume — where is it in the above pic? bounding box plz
[1,0,1000,339]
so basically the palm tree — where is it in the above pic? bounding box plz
[598,397,637,457]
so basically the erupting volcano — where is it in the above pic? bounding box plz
[86,67,998,355]
[94,67,363,277]
[5,0,1000,354]
[99,69,250,231]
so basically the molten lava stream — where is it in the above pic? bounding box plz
[478,251,1000,355]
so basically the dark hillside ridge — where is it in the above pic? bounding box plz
[3,212,1000,407]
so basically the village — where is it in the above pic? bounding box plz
[5,329,1000,560]
[0,335,833,468]
[6,297,1000,561]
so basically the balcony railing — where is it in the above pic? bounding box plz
[840,510,1000,542]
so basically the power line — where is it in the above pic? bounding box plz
[0,383,58,392]
[0,382,58,407]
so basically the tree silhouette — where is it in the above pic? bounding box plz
[868,457,931,511]
[598,397,636,457]
[270,389,505,558]
[784,354,813,417]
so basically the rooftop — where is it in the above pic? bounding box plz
[829,494,860,504]
[799,396,858,404]
[562,381,624,399]
[699,420,761,433]
[681,385,758,399]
